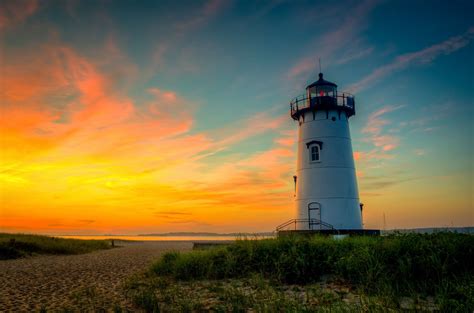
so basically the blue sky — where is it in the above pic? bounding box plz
[1,0,473,233]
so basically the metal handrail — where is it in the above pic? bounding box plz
[290,92,354,105]
[276,218,335,232]
[276,219,298,231]
[290,93,355,118]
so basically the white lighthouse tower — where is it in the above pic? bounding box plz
[289,72,362,231]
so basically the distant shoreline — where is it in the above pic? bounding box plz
[55,234,275,242]
[381,226,474,234]
[64,227,474,237]
[5,227,472,238]
[55,232,275,237]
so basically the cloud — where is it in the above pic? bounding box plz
[287,0,379,80]
[211,110,287,150]
[401,102,457,134]
[154,211,192,221]
[362,105,401,134]
[360,174,421,190]
[1,38,297,233]
[336,46,374,65]
[97,35,140,88]
[274,130,296,147]
[354,149,395,162]
[357,104,404,161]
[155,211,192,216]
[77,219,95,225]
[175,0,227,33]
[148,0,227,77]
[354,104,423,198]
[0,0,38,31]
[349,27,474,92]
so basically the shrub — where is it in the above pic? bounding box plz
[149,232,474,299]
[0,233,111,259]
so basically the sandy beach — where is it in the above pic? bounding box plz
[0,241,193,312]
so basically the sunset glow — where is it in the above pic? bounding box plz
[1,0,473,234]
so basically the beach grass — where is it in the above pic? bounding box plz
[0,233,112,260]
[126,233,474,312]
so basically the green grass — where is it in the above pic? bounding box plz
[126,233,474,312]
[0,233,112,259]
[126,274,395,312]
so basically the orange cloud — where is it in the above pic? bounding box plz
[0,39,296,234]
[353,151,361,161]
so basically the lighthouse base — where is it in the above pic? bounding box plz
[277,229,380,237]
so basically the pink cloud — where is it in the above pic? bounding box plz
[360,105,404,159]
[287,57,315,81]
[211,111,288,150]
[362,105,403,134]
[273,129,296,147]
[274,137,295,147]
[354,149,395,162]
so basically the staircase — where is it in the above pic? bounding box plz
[276,219,335,232]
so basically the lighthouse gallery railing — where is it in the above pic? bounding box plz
[290,92,355,120]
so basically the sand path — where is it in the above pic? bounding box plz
[0,241,193,312]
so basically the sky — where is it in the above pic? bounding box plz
[0,0,473,235]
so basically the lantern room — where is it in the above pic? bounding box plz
[306,73,337,99]
[290,73,355,121]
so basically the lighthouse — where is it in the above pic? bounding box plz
[289,72,362,231]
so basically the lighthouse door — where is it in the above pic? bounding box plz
[308,202,321,230]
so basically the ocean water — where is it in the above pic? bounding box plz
[58,235,274,241]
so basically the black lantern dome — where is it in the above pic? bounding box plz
[307,73,337,89]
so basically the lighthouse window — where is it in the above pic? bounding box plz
[316,86,335,97]
[310,145,320,162]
